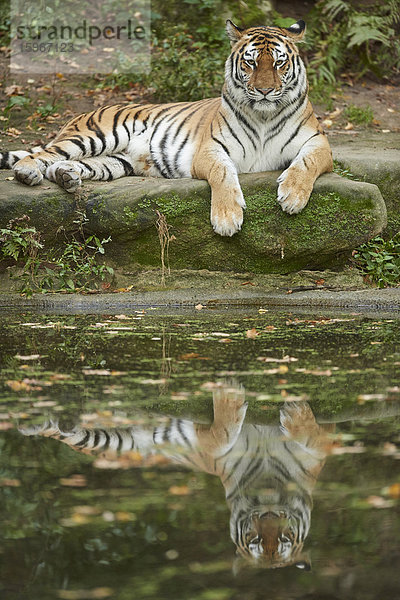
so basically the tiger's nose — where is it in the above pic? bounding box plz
[256,87,274,95]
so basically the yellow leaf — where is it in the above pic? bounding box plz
[387,483,400,499]
[246,328,259,339]
[169,485,191,496]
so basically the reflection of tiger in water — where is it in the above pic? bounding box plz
[0,20,332,237]
[20,385,334,569]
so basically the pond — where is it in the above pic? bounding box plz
[0,307,399,600]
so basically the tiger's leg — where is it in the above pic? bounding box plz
[45,154,135,192]
[280,401,334,460]
[196,383,248,457]
[277,129,333,214]
[192,147,246,237]
[0,148,42,170]
[12,135,125,187]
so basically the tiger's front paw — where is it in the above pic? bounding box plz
[46,162,82,193]
[277,167,313,214]
[14,158,43,186]
[211,195,245,236]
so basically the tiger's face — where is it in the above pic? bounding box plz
[238,510,304,565]
[225,20,307,110]
[231,493,311,570]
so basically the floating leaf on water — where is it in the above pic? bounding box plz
[257,355,298,363]
[59,474,87,487]
[357,393,387,404]
[246,328,259,339]
[140,378,167,385]
[57,588,114,599]
[169,485,191,496]
[387,483,400,499]
[332,446,366,455]
[366,495,394,509]
[0,478,21,487]
[6,380,32,392]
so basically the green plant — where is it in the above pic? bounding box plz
[3,95,31,115]
[306,0,400,85]
[0,215,43,262]
[36,102,59,118]
[344,104,374,126]
[353,235,400,288]
[0,214,114,295]
[142,25,226,102]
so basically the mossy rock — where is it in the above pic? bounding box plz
[331,133,400,236]
[0,169,386,274]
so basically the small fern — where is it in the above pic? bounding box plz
[307,0,400,83]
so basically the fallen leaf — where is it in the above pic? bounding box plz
[6,380,32,392]
[59,474,87,487]
[82,369,112,376]
[0,478,21,487]
[5,84,24,96]
[366,495,394,509]
[6,127,22,137]
[246,328,259,339]
[179,352,200,360]
[387,483,400,498]
[57,588,114,600]
[357,393,386,404]
[257,355,298,363]
[169,485,191,496]
[332,446,366,455]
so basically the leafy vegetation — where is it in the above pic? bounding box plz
[343,103,374,126]
[132,0,400,102]
[353,234,400,288]
[305,0,400,85]
[0,213,114,295]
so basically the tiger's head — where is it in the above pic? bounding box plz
[224,20,307,111]
[230,490,312,570]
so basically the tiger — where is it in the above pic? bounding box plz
[20,384,334,569]
[0,19,332,237]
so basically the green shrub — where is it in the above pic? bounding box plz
[353,235,400,288]
[306,0,400,84]
[344,104,374,126]
[0,214,114,295]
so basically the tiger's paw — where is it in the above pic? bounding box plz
[211,197,245,237]
[14,159,43,186]
[213,382,247,422]
[280,401,317,442]
[47,163,82,193]
[276,168,313,214]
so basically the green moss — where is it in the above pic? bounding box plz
[123,206,138,224]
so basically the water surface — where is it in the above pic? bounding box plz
[0,308,399,600]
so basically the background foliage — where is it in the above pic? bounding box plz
[1,0,400,102]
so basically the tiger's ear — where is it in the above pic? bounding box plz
[226,20,244,46]
[283,20,306,41]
